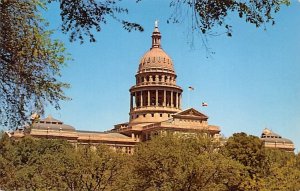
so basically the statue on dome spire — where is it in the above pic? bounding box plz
[155,20,159,28]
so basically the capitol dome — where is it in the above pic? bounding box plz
[139,48,175,73]
[129,22,183,126]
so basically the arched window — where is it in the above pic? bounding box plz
[159,75,162,82]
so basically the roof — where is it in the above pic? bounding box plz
[139,48,174,73]
[76,131,130,139]
[173,108,208,120]
[32,115,75,131]
[260,128,294,144]
[261,128,282,138]
[40,115,62,123]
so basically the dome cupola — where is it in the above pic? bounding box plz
[138,22,175,74]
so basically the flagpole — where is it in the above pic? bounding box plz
[188,86,194,108]
[188,90,190,108]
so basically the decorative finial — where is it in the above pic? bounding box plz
[151,20,161,48]
[155,20,159,28]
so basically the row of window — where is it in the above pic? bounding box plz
[179,119,203,123]
[136,74,176,84]
[131,113,171,119]
[39,121,63,125]
[262,135,281,139]
[115,146,132,154]
[141,57,171,64]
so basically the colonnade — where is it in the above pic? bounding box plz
[130,89,181,109]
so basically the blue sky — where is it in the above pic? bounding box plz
[44,1,300,151]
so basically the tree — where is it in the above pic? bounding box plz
[222,132,269,190]
[0,0,69,130]
[129,133,247,191]
[0,135,72,190]
[263,149,300,191]
[59,144,127,191]
[1,132,300,190]
[168,0,290,35]
[223,132,268,174]
[46,0,290,44]
[49,0,144,43]
[0,134,127,190]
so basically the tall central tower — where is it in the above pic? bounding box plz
[129,23,183,126]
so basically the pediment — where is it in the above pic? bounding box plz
[173,108,208,120]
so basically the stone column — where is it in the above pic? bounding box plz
[130,93,133,109]
[163,90,166,106]
[171,91,173,107]
[156,90,158,106]
[148,90,150,106]
[140,91,143,107]
[176,92,179,108]
[179,93,182,109]
[134,92,137,107]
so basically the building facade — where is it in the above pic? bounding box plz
[9,23,220,152]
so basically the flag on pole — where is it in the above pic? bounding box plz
[188,86,194,91]
[202,102,208,107]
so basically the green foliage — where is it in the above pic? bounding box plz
[130,133,246,191]
[0,135,71,190]
[168,0,290,37]
[43,0,290,44]
[1,132,300,190]
[0,0,70,129]
[223,132,267,175]
[48,0,144,43]
[222,132,269,190]
[59,145,127,191]
[0,134,127,190]
[263,149,300,191]
[296,152,300,169]
[223,132,300,191]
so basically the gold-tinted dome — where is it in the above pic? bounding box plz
[138,24,175,73]
[139,48,174,72]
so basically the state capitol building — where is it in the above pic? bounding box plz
[10,24,295,153]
